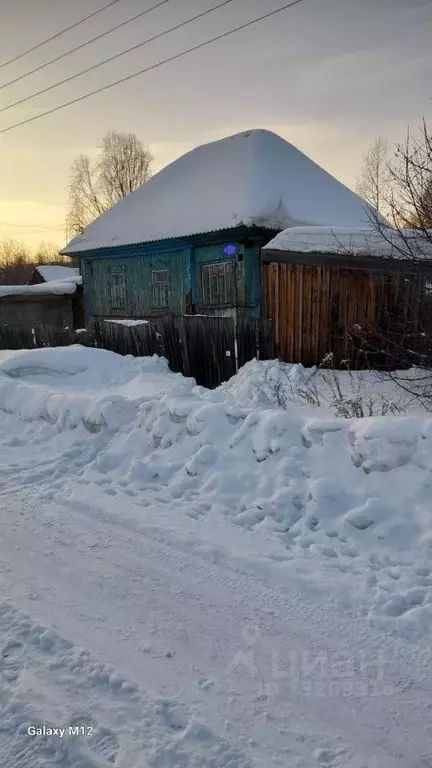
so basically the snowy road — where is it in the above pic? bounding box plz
[1,472,431,767]
[0,349,432,766]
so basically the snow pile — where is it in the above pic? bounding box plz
[0,347,432,636]
[0,346,187,431]
[0,275,82,297]
[62,129,376,254]
[104,318,149,326]
[35,265,79,282]
[263,225,432,260]
[218,358,418,415]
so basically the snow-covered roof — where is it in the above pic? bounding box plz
[263,226,432,260]
[61,129,377,255]
[35,265,79,282]
[0,275,82,298]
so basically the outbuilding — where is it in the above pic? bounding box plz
[261,226,432,366]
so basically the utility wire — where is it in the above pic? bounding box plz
[0,0,172,92]
[0,0,236,115]
[0,0,305,136]
[0,221,64,231]
[0,0,123,71]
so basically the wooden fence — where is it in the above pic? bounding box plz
[0,315,275,389]
[263,262,431,368]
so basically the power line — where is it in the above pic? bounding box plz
[0,0,236,115]
[0,221,64,231]
[0,0,305,136]
[0,0,172,93]
[8,231,65,236]
[0,0,123,72]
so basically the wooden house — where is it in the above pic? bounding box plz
[0,264,83,330]
[262,226,432,366]
[61,130,375,324]
[28,264,84,328]
[0,265,34,286]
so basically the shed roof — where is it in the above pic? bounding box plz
[262,226,432,261]
[61,129,377,255]
[35,265,79,282]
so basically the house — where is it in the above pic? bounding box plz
[0,275,83,330]
[0,265,34,286]
[61,129,376,323]
[27,264,84,327]
[261,226,432,366]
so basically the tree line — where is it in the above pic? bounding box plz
[0,240,70,269]
[1,130,152,269]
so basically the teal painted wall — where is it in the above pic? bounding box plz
[193,242,261,315]
[77,229,273,321]
[82,248,186,320]
[244,245,262,317]
[193,243,241,306]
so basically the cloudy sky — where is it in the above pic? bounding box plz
[0,0,431,249]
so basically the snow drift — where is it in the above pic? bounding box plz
[0,346,432,636]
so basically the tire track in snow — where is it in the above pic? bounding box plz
[1,490,431,767]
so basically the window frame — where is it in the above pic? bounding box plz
[151,268,170,309]
[108,266,126,313]
[201,260,236,307]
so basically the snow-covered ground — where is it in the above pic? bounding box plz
[0,346,431,767]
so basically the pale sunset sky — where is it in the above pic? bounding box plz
[0,0,431,251]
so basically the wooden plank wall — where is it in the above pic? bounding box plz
[262,263,425,366]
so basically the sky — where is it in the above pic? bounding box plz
[0,0,431,250]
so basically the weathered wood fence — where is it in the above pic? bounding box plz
[263,262,432,368]
[0,315,275,389]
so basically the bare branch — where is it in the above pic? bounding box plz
[66,130,153,235]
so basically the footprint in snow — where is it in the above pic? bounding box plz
[0,640,23,683]
[68,714,119,765]
[156,700,189,732]
[88,725,120,764]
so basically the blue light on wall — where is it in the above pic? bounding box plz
[223,244,237,257]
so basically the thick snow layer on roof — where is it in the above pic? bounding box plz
[62,129,376,254]
[0,275,82,297]
[263,226,432,260]
[36,265,79,282]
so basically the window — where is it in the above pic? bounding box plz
[109,266,126,312]
[152,269,170,308]
[201,261,236,306]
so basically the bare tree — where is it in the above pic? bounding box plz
[34,241,66,265]
[356,136,392,216]
[67,130,153,236]
[389,121,432,231]
[0,238,31,267]
[350,120,432,406]
[98,131,153,207]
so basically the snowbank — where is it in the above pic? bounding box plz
[263,225,432,260]
[0,346,187,431]
[1,347,432,636]
[62,129,376,254]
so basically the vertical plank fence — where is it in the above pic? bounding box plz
[0,314,274,389]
